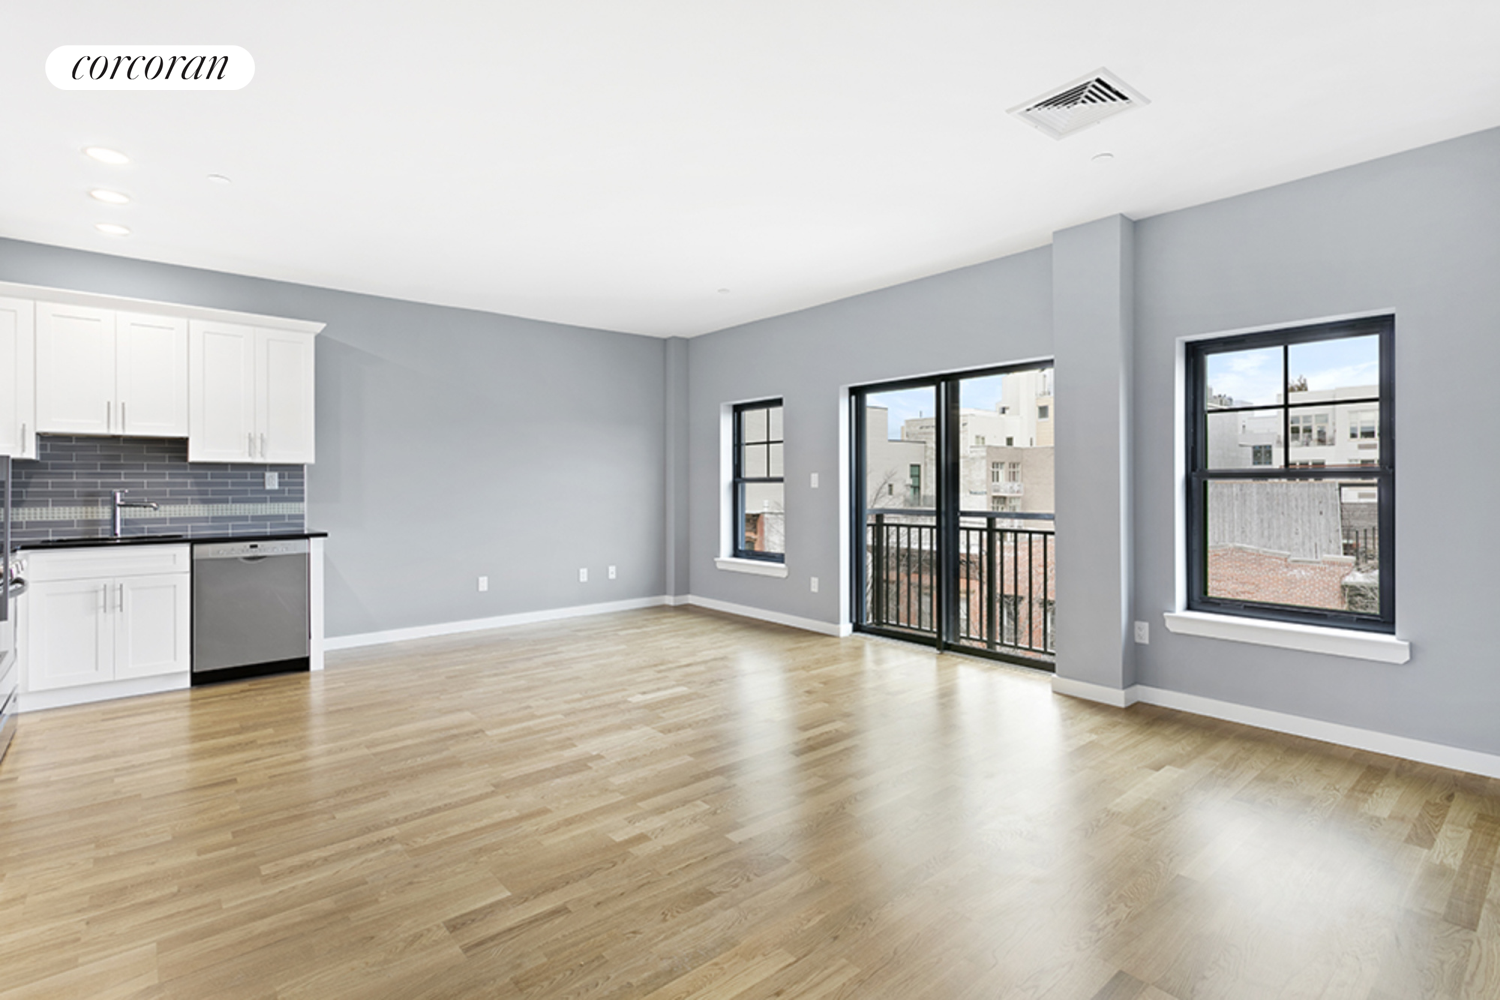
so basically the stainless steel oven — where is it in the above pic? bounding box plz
[0,455,22,764]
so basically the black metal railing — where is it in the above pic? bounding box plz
[1341,526,1379,570]
[865,509,1055,661]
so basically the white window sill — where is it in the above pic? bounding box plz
[714,556,788,578]
[1162,611,1410,664]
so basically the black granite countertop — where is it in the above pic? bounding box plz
[14,530,328,551]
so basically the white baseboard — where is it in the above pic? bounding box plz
[1051,676,1500,779]
[21,672,190,713]
[685,595,852,637]
[324,596,671,650]
[325,594,851,651]
[1050,675,1140,708]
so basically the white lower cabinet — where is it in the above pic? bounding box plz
[20,546,191,694]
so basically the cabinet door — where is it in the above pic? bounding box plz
[22,580,113,691]
[114,573,190,679]
[0,297,36,459]
[117,312,188,437]
[256,329,315,463]
[188,320,256,461]
[37,303,117,435]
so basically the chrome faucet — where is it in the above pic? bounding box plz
[111,489,159,538]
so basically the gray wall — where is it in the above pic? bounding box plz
[686,247,1054,622]
[1132,126,1500,754]
[0,238,669,638]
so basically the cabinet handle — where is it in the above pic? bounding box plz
[121,402,127,432]
[19,423,25,451]
[106,400,112,432]
[99,584,107,614]
[248,432,254,457]
[259,433,266,458]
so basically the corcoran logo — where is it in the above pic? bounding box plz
[46,46,254,90]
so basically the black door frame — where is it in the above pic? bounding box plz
[850,361,1055,667]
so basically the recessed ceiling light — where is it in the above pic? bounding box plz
[95,222,131,236]
[90,189,130,204]
[84,146,130,165]
[1092,152,1116,163]
[206,173,231,184]
[717,288,731,294]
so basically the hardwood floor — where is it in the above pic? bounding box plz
[2,606,1498,999]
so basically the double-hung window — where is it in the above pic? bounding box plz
[1185,316,1394,631]
[733,399,784,561]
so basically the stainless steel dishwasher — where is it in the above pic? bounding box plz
[193,539,310,684]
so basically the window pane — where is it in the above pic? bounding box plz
[741,407,768,444]
[1205,478,1379,613]
[743,443,767,477]
[741,482,785,554]
[767,405,783,441]
[1287,404,1377,467]
[1289,335,1379,397]
[1205,346,1283,408]
[1206,408,1283,469]
[864,386,935,510]
[768,442,783,477]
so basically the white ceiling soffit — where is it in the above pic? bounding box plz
[3,2,1500,338]
[1008,69,1149,140]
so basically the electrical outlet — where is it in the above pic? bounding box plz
[579,568,588,583]
[810,472,819,488]
[477,576,488,592]
[1134,621,1149,644]
[608,565,616,580]
[810,576,819,593]
[264,471,279,489]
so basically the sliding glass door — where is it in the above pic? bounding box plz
[853,363,1055,668]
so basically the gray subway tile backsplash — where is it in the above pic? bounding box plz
[11,435,306,544]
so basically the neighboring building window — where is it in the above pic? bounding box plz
[1038,404,1050,420]
[1186,316,1393,631]
[1006,461,1021,483]
[974,435,985,446]
[908,464,921,502]
[733,399,784,561]
[1005,436,1014,446]
[990,461,1002,484]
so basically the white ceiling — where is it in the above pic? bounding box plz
[5,1,1499,337]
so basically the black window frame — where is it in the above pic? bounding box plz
[732,398,785,563]
[1185,315,1395,632]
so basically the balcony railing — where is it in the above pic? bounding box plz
[865,509,1055,663]
[1341,526,1378,571]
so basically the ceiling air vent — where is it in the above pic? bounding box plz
[1008,69,1149,140]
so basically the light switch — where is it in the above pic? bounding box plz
[810,472,819,488]
[264,471,279,489]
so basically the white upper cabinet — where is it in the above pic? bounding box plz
[190,321,314,463]
[257,329,316,463]
[117,312,189,437]
[37,302,117,435]
[0,281,320,463]
[0,297,37,459]
[188,320,256,461]
[36,303,189,438]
